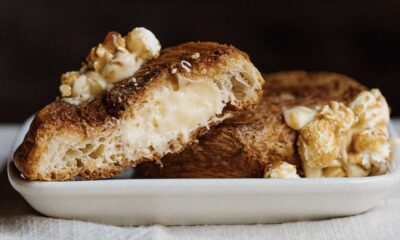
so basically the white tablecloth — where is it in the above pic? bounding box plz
[1,121,400,240]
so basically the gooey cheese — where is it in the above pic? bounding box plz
[120,77,226,159]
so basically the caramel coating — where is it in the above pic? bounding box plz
[298,119,339,168]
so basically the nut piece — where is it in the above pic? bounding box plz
[87,31,125,72]
[60,27,161,104]
[283,106,316,130]
[298,119,339,168]
[126,27,161,60]
[103,31,126,52]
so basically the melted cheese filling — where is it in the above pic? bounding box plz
[120,78,226,159]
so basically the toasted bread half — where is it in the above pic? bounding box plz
[136,71,367,178]
[13,42,264,181]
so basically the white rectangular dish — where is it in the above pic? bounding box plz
[8,117,400,226]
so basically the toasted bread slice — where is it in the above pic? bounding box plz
[13,42,264,181]
[136,71,367,178]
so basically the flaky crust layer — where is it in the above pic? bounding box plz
[14,42,264,181]
[108,42,261,113]
[136,71,367,178]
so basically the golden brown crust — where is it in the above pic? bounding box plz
[108,42,257,114]
[13,42,263,181]
[13,100,118,180]
[136,71,367,178]
[14,101,82,180]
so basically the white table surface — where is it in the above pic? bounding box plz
[1,120,400,240]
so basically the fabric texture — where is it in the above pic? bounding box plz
[1,122,400,240]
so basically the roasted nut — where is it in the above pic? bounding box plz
[60,27,161,104]
[87,44,114,72]
[283,106,316,130]
[103,31,126,52]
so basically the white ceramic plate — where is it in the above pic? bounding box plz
[7,117,400,226]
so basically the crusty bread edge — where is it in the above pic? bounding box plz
[13,42,264,181]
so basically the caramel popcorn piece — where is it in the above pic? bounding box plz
[264,161,300,179]
[319,101,356,131]
[350,89,390,128]
[352,128,388,153]
[59,84,72,97]
[61,71,80,86]
[126,27,161,60]
[290,89,392,178]
[59,27,161,104]
[298,119,339,168]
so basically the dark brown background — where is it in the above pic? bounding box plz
[1,0,399,122]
